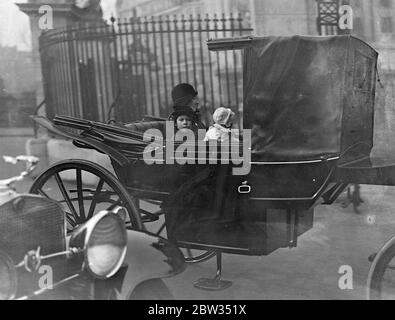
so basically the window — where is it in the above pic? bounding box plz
[380,0,392,8]
[381,17,394,33]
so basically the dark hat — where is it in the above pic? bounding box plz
[170,105,197,122]
[171,83,198,106]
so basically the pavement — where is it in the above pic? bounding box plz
[2,134,395,300]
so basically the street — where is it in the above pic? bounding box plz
[3,134,395,300]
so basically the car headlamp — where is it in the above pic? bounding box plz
[0,251,17,300]
[69,210,127,279]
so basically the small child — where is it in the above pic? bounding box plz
[204,107,239,142]
[171,83,206,130]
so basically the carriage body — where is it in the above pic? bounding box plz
[234,35,377,204]
[117,36,379,255]
[117,35,379,205]
[32,35,381,258]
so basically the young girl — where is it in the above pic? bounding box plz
[171,83,206,129]
[169,105,199,136]
[175,114,193,132]
[204,107,239,142]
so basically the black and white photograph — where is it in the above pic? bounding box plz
[0,0,395,304]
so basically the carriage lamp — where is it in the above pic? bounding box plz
[69,210,128,279]
[0,251,17,300]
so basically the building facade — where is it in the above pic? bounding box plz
[351,0,395,68]
[115,0,317,35]
[116,0,251,24]
[0,45,36,96]
[347,0,395,156]
[0,45,37,127]
[249,0,317,36]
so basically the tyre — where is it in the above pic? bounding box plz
[367,236,395,299]
[29,159,143,232]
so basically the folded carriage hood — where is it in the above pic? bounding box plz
[114,229,186,300]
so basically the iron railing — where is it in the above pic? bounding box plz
[39,13,253,127]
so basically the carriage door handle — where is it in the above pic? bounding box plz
[238,181,251,194]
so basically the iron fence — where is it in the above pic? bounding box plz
[39,13,252,127]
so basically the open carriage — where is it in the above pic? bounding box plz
[31,35,394,296]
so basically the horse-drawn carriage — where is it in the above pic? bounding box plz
[31,35,395,298]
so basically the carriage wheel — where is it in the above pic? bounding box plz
[154,221,216,264]
[368,237,395,299]
[29,160,143,233]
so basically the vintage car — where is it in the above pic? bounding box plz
[0,156,185,300]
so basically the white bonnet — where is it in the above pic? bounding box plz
[212,107,235,125]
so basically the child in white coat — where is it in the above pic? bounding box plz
[204,107,239,142]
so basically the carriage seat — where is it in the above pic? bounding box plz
[123,121,167,135]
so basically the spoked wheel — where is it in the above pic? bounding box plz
[29,160,142,233]
[122,191,216,264]
[368,236,395,299]
[137,198,216,264]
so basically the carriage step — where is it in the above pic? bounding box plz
[193,252,232,291]
[194,278,232,291]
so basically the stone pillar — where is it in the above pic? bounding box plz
[16,1,76,108]
[16,0,103,109]
[17,1,104,163]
